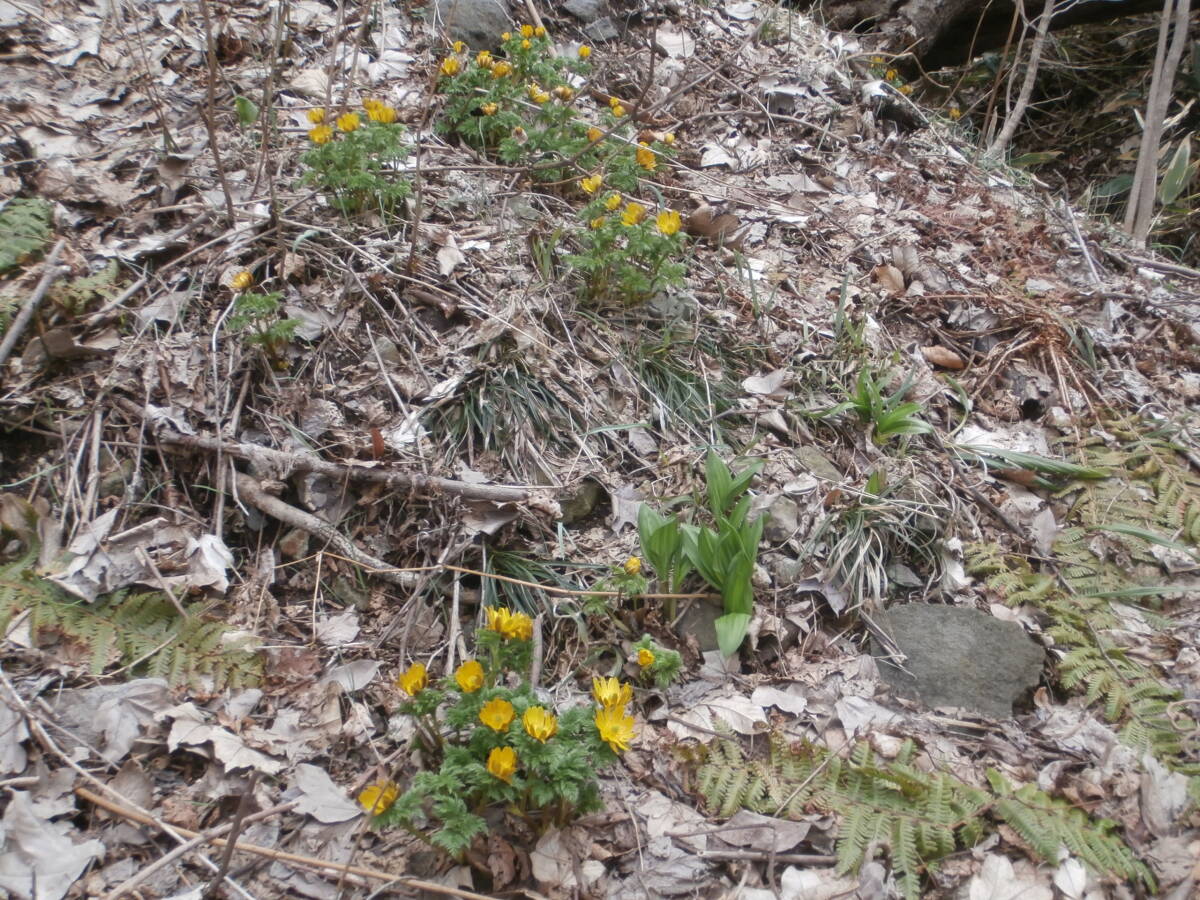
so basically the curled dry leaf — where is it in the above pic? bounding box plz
[871,263,905,294]
[921,345,966,370]
[686,204,744,248]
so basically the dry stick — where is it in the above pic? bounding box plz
[105,800,298,900]
[77,788,497,900]
[1125,0,1192,246]
[0,238,65,369]
[986,0,1054,159]
[204,772,261,899]
[196,0,237,225]
[116,399,533,503]
[250,0,288,196]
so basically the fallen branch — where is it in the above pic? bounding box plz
[233,472,416,591]
[76,787,497,900]
[117,397,534,503]
[0,238,66,369]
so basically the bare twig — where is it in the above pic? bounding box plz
[204,772,260,899]
[986,0,1054,160]
[0,238,66,369]
[196,0,237,224]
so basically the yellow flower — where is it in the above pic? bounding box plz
[870,55,885,65]
[885,68,897,81]
[534,25,546,37]
[594,705,635,753]
[533,90,550,103]
[520,24,534,38]
[592,676,632,709]
[656,209,682,236]
[609,96,622,110]
[336,112,360,132]
[368,104,397,123]
[455,659,485,692]
[362,98,380,111]
[487,746,517,782]
[307,107,326,124]
[452,40,466,53]
[611,103,626,118]
[587,126,603,143]
[491,61,512,78]
[899,84,913,95]
[230,270,254,291]
[623,556,642,576]
[522,706,558,742]
[357,780,399,815]
[512,125,527,140]
[481,102,498,115]
[664,132,675,145]
[480,697,515,732]
[440,56,461,77]
[553,85,574,101]
[396,662,428,697]
[308,124,334,144]
[949,106,962,120]
[637,647,655,667]
[476,50,492,66]
[636,143,656,171]
[521,39,531,50]
[508,611,533,641]
[579,45,592,59]
[604,192,621,211]
[621,202,646,226]
[581,173,602,194]
[590,216,605,229]
[501,31,511,41]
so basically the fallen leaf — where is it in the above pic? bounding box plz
[921,345,966,369]
[872,263,905,294]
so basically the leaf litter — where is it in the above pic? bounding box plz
[0,0,1196,897]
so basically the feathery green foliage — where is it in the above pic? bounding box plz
[49,260,122,316]
[0,198,52,276]
[695,733,1153,898]
[0,551,262,690]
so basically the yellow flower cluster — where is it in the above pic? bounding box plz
[486,606,533,641]
[637,647,655,667]
[621,202,646,226]
[479,698,560,782]
[455,659,485,692]
[230,270,254,291]
[363,98,398,123]
[440,56,460,77]
[592,677,635,753]
[337,112,360,132]
[308,124,333,144]
[636,143,656,171]
[491,60,513,78]
[580,173,602,194]
[527,82,551,104]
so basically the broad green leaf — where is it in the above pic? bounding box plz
[1158,135,1192,205]
[234,95,259,127]
[715,612,751,657]
[706,451,733,519]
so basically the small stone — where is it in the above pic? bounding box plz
[762,495,799,543]
[563,0,607,23]
[584,15,619,42]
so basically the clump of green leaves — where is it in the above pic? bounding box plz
[637,451,764,656]
[227,291,300,362]
[368,607,635,856]
[569,198,688,304]
[301,105,411,217]
[821,366,933,444]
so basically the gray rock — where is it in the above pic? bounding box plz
[762,495,800,543]
[563,0,608,23]
[795,446,842,483]
[871,604,1044,719]
[584,15,620,42]
[676,595,724,652]
[433,0,512,50]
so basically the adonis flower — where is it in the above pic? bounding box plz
[480,697,515,732]
[336,112,360,132]
[452,40,466,53]
[949,106,962,120]
[230,270,254,291]
[637,647,655,667]
[587,126,603,143]
[501,31,512,41]
[578,45,592,59]
[480,102,498,116]
[636,143,656,171]
[592,676,632,709]
[439,56,461,77]
[580,173,602,194]
[357,780,399,814]
[307,107,326,124]
[552,85,575,101]
[521,39,532,50]
[491,61,513,78]
[522,706,558,742]
[396,662,428,697]
[604,193,622,211]
[520,24,534,38]
[621,202,646,226]
[485,606,533,641]
[656,209,682,236]
[308,125,333,144]
[455,659,485,692]
[476,50,492,67]
[487,746,517,782]
[611,103,626,118]
[623,556,642,576]
[368,104,397,124]
[594,705,635,753]
[534,25,546,37]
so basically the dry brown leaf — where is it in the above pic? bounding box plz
[686,204,743,248]
[872,263,905,294]
[921,345,966,369]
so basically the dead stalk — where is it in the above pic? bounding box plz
[196,0,237,225]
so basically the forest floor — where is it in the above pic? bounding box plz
[0,0,1198,897]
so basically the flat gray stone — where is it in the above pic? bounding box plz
[433,0,511,50]
[584,15,619,42]
[563,0,608,23]
[871,604,1043,719]
[762,495,799,543]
